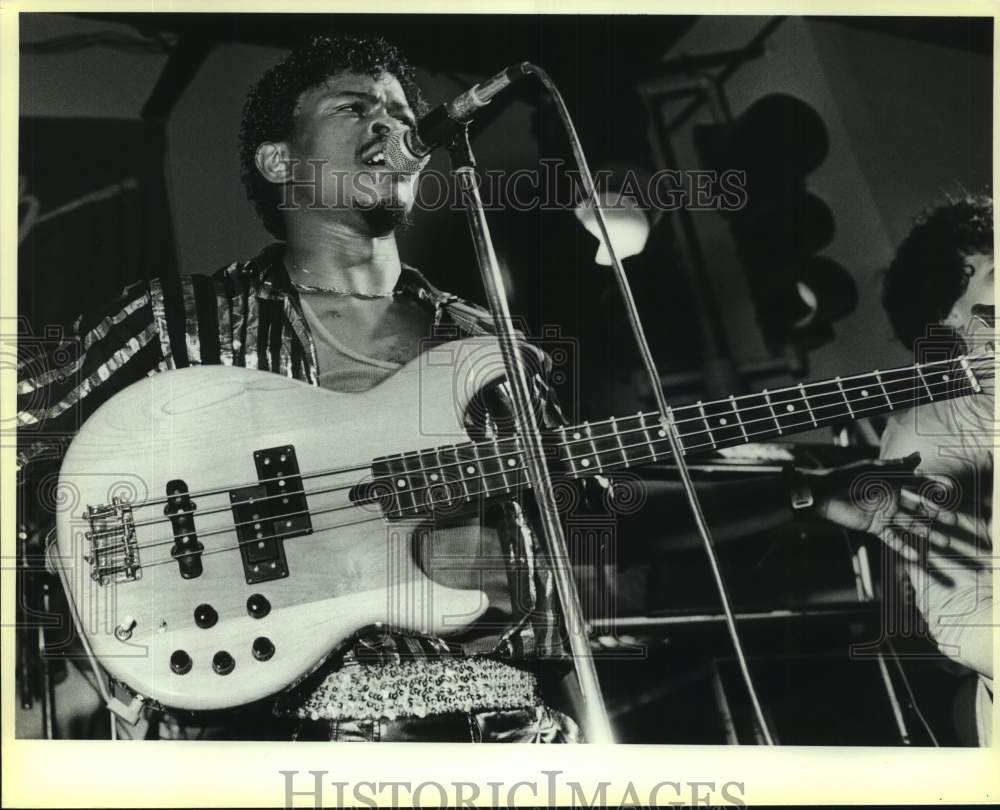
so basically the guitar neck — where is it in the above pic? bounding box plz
[556,354,985,476]
[560,356,982,475]
[364,353,986,516]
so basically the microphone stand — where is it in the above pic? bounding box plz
[521,63,775,744]
[447,125,615,744]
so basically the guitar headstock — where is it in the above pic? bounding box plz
[962,316,995,396]
[971,303,994,328]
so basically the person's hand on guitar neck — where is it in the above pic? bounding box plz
[799,452,991,586]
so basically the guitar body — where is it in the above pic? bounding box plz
[55,338,507,711]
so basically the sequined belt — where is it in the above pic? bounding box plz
[292,658,541,722]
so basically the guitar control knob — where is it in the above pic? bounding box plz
[212,650,235,675]
[170,650,192,675]
[246,593,271,619]
[194,603,218,629]
[252,636,275,661]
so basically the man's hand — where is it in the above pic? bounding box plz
[806,453,991,581]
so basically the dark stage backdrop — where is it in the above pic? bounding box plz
[17,117,176,333]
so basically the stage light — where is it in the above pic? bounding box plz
[793,281,819,328]
[693,93,856,352]
[574,191,650,266]
[794,256,858,328]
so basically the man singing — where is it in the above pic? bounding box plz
[18,33,583,743]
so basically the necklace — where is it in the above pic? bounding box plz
[291,280,397,300]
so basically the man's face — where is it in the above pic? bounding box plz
[946,252,994,330]
[287,71,420,234]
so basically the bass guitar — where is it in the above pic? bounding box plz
[53,336,993,710]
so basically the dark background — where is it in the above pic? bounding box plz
[16,12,993,744]
[20,13,993,418]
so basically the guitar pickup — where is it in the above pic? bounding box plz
[164,480,203,579]
[229,445,311,584]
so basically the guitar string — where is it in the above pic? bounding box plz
[91,364,992,544]
[87,368,992,541]
[94,380,989,575]
[100,352,990,514]
[89,356,992,535]
[92,378,990,574]
[554,364,993,461]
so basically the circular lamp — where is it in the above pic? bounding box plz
[574,191,650,266]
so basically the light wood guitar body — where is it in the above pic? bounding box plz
[56,338,509,711]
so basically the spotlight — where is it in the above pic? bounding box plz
[574,190,650,266]
[693,93,856,352]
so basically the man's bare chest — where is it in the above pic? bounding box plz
[304,296,434,365]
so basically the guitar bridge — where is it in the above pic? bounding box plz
[85,498,141,585]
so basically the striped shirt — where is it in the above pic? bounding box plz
[17,242,574,671]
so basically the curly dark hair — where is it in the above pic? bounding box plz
[238,33,428,239]
[882,193,993,351]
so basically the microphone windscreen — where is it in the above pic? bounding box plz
[383,131,425,173]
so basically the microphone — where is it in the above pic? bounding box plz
[384,62,530,172]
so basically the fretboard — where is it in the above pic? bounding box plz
[358,352,987,517]
[558,355,985,476]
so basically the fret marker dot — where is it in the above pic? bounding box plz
[466,465,476,475]
[396,479,406,488]
[657,429,666,437]
[572,432,581,440]
[430,473,439,482]
[719,418,728,425]
[785,404,795,412]
[580,458,591,468]
[507,458,517,467]
[861,390,869,397]
[942,374,949,381]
